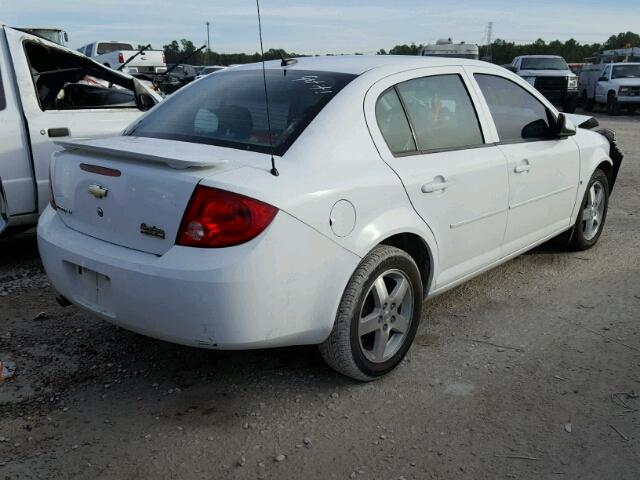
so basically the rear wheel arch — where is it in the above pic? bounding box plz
[379,232,433,296]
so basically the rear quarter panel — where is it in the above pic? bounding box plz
[197,73,440,291]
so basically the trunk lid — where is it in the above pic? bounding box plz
[51,137,242,255]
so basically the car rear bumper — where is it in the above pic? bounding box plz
[37,208,360,349]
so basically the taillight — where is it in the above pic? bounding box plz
[48,171,57,210]
[176,186,278,248]
[118,52,125,63]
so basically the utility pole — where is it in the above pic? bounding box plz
[206,21,211,65]
[485,21,494,62]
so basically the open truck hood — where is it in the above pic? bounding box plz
[5,26,162,104]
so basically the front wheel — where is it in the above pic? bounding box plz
[607,95,620,116]
[562,96,577,113]
[319,245,423,381]
[567,169,609,251]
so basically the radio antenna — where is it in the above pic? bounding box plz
[256,0,279,177]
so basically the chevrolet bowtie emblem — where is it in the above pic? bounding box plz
[88,184,108,199]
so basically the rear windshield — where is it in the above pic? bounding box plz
[128,69,356,155]
[520,57,568,71]
[97,42,134,54]
[612,65,640,79]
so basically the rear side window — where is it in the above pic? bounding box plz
[97,43,134,54]
[395,74,484,151]
[375,88,416,154]
[475,74,555,142]
[130,69,356,156]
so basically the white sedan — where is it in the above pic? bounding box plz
[38,56,622,381]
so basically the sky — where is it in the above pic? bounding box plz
[2,0,640,55]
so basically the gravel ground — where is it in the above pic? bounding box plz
[1,112,639,479]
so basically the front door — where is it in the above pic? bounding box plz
[470,71,580,254]
[366,67,509,288]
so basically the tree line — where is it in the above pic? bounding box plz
[159,31,639,66]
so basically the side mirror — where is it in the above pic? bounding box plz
[132,78,159,111]
[598,76,607,82]
[64,32,69,42]
[555,113,576,138]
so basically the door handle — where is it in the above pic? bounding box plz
[48,128,70,138]
[421,176,449,193]
[514,160,531,174]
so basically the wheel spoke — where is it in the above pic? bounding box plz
[389,277,409,305]
[594,186,603,207]
[372,277,389,307]
[584,218,594,239]
[588,185,597,207]
[359,311,381,336]
[392,313,410,334]
[373,329,389,361]
[582,207,592,221]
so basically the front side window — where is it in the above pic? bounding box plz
[475,74,556,142]
[129,69,356,156]
[612,65,640,79]
[395,74,484,151]
[375,88,416,154]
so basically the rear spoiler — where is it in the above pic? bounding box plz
[56,138,229,169]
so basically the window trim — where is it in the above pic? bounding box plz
[0,66,6,111]
[473,73,560,145]
[378,73,487,158]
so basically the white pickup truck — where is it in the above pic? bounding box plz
[0,25,159,235]
[508,55,579,112]
[579,62,640,115]
[78,41,167,75]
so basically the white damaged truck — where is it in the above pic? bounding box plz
[0,24,159,235]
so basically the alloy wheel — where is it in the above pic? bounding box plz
[357,269,414,363]
[582,180,605,241]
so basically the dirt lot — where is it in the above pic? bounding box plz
[1,112,639,480]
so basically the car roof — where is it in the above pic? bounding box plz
[229,54,489,75]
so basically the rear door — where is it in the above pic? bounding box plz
[4,28,150,215]
[365,67,509,288]
[467,68,579,255]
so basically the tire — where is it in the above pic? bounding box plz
[566,169,609,251]
[607,94,620,116]
[583,92,594,112]
[319,245,423,381]
[562,97,577,113]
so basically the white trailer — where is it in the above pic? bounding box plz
[418,39,479,60]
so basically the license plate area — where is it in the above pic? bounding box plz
[64,262,114,317]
